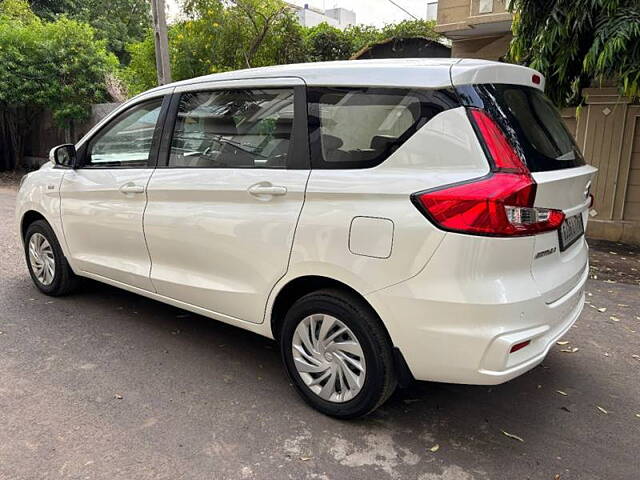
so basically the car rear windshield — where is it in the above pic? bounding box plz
[459,84,585,172]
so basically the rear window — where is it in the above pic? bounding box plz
[307,87,458,169]
[460,84,585,172]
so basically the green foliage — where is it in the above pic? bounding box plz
[304,22,353,61]
[508,0,640,106]
[28,0,151,62]
[124,0,306,95]
[121,2,442,95]
[0,0,117,168]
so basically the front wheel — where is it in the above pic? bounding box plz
[280,289,397,419]
[24,220,78,296]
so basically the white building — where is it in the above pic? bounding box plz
[288,3,356,30]
[426,1,438,21]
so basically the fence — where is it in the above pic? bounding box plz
[562,88,640,244]
[23,103,121,168]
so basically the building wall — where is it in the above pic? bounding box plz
[290,4,355,29]
[436,0,513,61]
[451,33,512,60]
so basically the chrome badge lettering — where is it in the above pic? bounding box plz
[535,247,557,259]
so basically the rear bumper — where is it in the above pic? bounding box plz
[366,234,588,385]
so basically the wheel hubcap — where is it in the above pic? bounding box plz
[28,233,55,286]
[292,314,366,403]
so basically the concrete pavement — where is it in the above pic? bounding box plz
[1,184,639,480]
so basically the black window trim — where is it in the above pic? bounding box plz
[157,84,310,170]
[77,95,171,170]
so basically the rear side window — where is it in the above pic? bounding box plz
[459,84,585,172]
[169,88,294,169]
[307,87,458,169]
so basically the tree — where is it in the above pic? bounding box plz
[306,19,441,62]
[304,23,353,62]
[28,0,151,62]
[508,0,640,106]
[0,0,118,170]
[123,0,305,95]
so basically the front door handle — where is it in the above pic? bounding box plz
[248,184,287,196]
[119,183,145,194]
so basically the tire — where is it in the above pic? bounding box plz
[24,220,78,296]
[280,288,397,419]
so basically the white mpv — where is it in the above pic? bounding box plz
[16,59,595,418]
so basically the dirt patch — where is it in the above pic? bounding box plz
[589,238,640,286]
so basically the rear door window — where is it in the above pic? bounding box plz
[169,88,295,169]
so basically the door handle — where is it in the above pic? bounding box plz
[119,183,145,194]
[248,184,287,196]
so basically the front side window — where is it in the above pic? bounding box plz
[86,99,163,168]
[169,88,295,169]
[307,87,458,169]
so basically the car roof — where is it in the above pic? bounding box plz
[136,58,544,100]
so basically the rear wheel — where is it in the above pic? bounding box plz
[24,220,78,296]
[280,289,396,418]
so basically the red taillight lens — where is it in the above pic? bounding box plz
[412,108,565,237]
[469,109,528,173]
[414,173,564,236]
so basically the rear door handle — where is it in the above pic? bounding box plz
[248,184,287,196]
[119,183,145,194]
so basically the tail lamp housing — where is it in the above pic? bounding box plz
[412,109,565,237]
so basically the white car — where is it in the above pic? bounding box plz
[16,59,595,418]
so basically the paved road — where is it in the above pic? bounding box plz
[1,184,639,480]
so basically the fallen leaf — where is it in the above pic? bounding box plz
[560,347,579,353]
[635,414,640,419]
[557,341,569,345]
[429,444,440,452]
[114,394,123,400]
[604,352,610,357]
[501,430,524,442]
[299,456,312,461]
[631,354,640,361]
[596,406,608,414]
[556,390,568,396]
[617,304,629,307]
[597,307,607,313]
[609,316,621,322]
[560,406,571,413]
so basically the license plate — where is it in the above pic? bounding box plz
[558,213,584,251]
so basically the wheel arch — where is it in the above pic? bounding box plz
[270,275,393,342]
[269,274,415,387]
[20,210,48,240]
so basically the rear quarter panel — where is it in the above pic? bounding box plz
[279,107,490,297]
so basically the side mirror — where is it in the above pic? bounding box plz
[49,144,77,168]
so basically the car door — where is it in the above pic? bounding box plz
[144,78,310,323]
[60,93,170,291]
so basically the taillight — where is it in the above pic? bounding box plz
[412,108,565,237]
